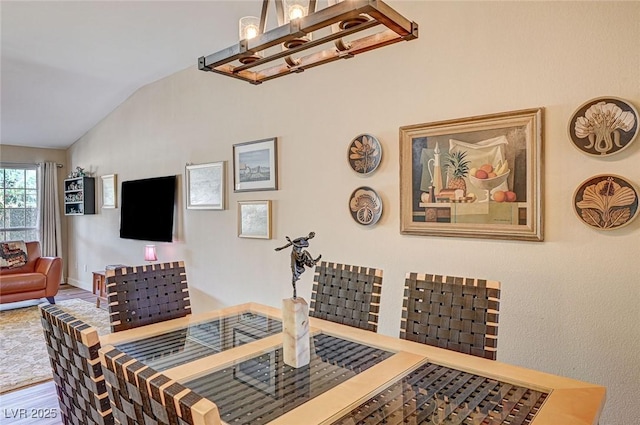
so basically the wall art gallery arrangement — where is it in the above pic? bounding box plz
[91,96,637,241]
[568,96,638,231]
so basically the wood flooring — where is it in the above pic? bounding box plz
[0,284,100,425]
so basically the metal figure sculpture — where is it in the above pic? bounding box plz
[275,232,322,299]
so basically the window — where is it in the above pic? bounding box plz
[0,166,39,242]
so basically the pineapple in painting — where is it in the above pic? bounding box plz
[445,150,470,193]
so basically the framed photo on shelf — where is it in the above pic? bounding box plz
[233,137,278,192]
[399,108,544,241]
[238,200,272,239]
[185,161,225,210]
[101,174,117,209]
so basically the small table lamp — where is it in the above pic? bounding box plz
[144,245,157,263]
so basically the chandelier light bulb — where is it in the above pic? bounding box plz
[289,5,304,20]
[239,16,260,41]
[283,0,308,23]
[245,25,258,40]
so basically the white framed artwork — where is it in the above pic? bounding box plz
[101,174,117,209]
[238,200,272,239]
[185,161,225,210]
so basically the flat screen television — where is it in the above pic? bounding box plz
[120,175,176,242]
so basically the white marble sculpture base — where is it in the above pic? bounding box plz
[282,297,310,368]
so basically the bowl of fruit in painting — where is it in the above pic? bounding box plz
[468,161,510,191]
[469,169,510,191]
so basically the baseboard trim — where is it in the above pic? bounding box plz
[66,277,91,292]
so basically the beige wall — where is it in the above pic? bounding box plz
[66,2,639,424]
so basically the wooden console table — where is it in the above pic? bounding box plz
[93,264,127,308]
[92,271,107,308]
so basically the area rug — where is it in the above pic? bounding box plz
[0,299,110,394]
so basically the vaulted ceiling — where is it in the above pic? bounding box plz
[1,1,271,149]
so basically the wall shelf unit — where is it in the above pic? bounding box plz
[64,176,95,216]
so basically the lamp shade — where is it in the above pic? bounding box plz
[239,16,260,40]
[144,245,157,262]
[238,15,263,64]
[282,0,312,48]
[283,0,308,22]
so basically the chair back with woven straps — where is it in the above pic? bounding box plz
[106,261,191,333]
[310,261,383,332]
[400,272,500,360]
[39,303,113,425]
[99,346,220,425]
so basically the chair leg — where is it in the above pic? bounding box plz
[46,296,56,304]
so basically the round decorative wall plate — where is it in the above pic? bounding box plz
[348,134,382,174]
[573,174,638,230]
[568,97,638,156]
[349,187,382,226]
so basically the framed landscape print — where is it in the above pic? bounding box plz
[233,137,278,192]
[101,174,116,209]
[185,161,225,210]
[400,108,544,241]
[238,200,272,239]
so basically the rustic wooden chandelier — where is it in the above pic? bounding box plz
[198,0,418,85]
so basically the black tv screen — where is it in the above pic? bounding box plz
[120,175,176,242]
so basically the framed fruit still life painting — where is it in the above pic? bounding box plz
[399,108,544,241]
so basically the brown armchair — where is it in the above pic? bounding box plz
[0,241,62,304]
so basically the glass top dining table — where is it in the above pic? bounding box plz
[100,302,605,425]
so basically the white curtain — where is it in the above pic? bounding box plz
[39,162,62,258]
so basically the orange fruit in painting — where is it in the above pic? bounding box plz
[480,164,494,173]
[506,191,517,202]
[488,172,497,178]
[475,169,488,179]
[493,190,506,202]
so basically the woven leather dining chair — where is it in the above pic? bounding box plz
[39,303,114,425]
[106,261,191,333]
[99,345,220,425]
[400,272,500,360]
[310,261,383,332]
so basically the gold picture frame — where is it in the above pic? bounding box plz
[400,108,544,241]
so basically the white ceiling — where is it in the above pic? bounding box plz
[1,0,273,149]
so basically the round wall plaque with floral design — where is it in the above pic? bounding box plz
[573,174,638,230]
[349,187,382,226]
[568,97,638,156]
[348,134,382,174]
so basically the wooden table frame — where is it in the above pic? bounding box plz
[92,270,107,308]
[101,303,605,425]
